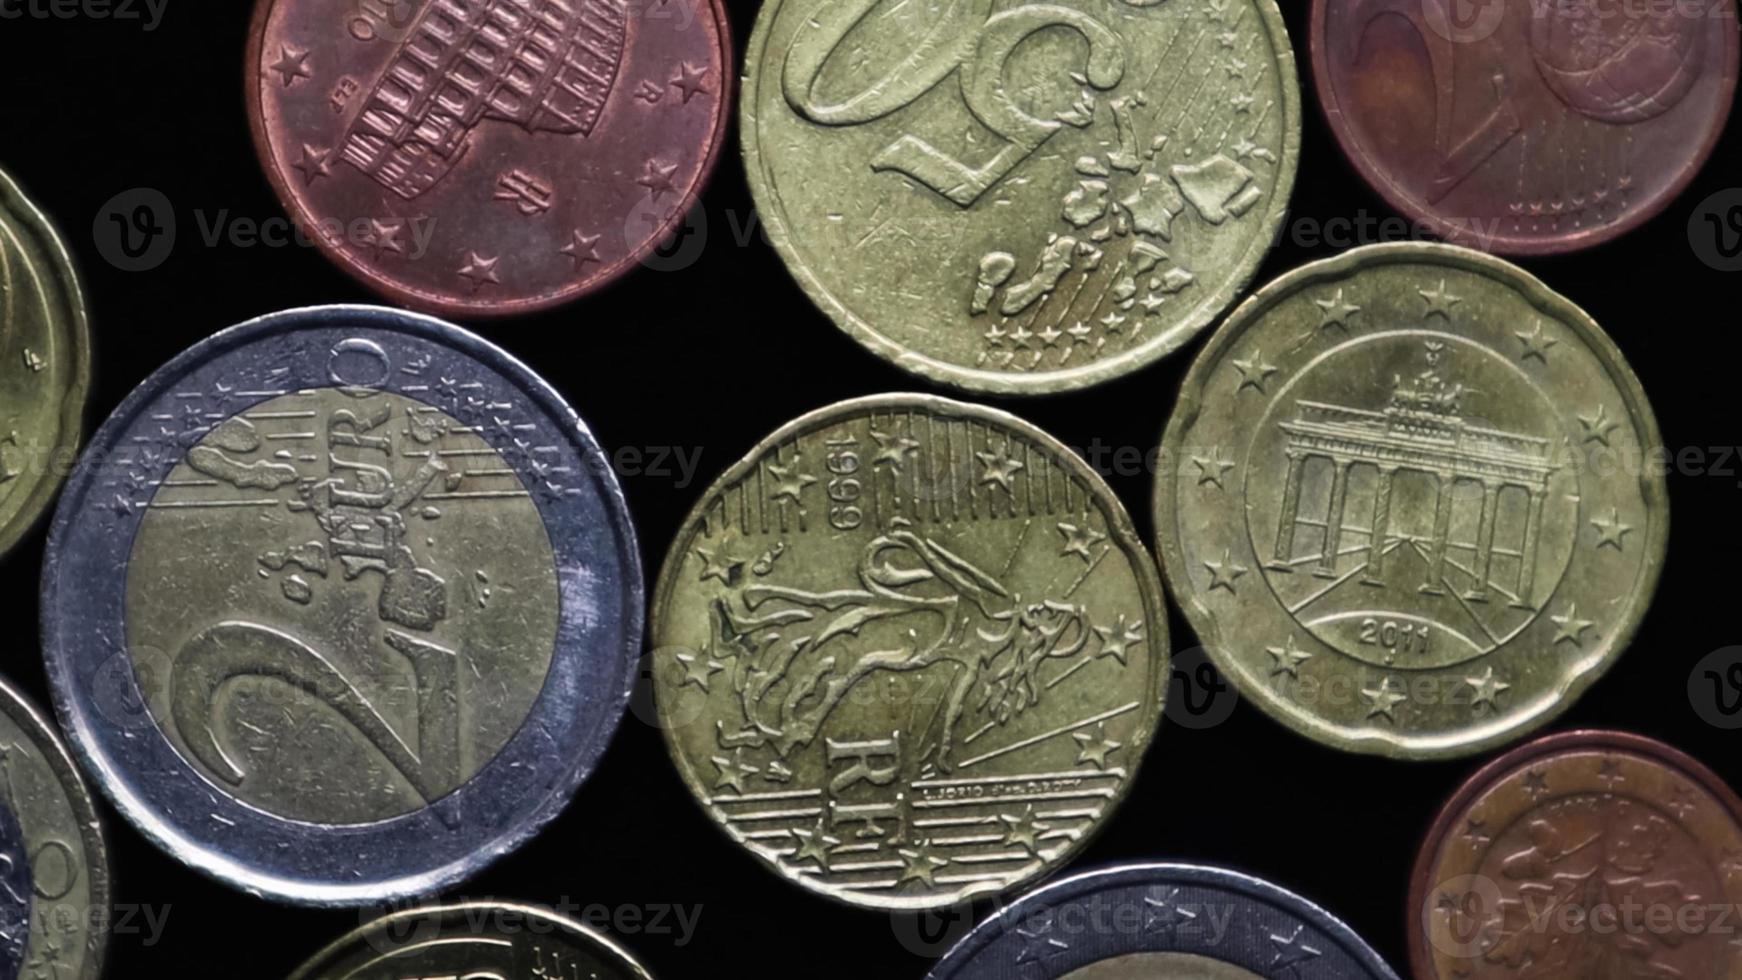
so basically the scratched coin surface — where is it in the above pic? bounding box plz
[1312,0,1739,255]
[246,0,731,317]
[288,902,654,980]
[742,0,1300,394]
[652,395,1168,910]
[0,168,89,561]
[0,677,109,980]
[1411,731,1742,980]
[40,305,643,905]
[1155,243,1666,758]
[928,863,1401,979]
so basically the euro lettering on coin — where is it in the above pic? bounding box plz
[652,395,1169,910]
[288,902,654,980]
[1411,731,1742,979]
[1311,0,1739,255]
[246,0,731,316]
[40,306,643,905]
[1155,243,1666,758]
[0,167,90,560]
[0,678,109,980]
[742,0,1300,394]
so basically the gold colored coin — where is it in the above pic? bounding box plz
[653,394,1169,910]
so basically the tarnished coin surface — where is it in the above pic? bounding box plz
[742,0,1300,394]
[1155,243,1666,758]
[928,863,1400,979]
[0,168,89,560]
[246,0,731,317]
[0,678,109,980]
[41,305,643,905]
[1411,731,1742,980]
[1312,0,1738,255]
[652,395,1168,910]
[288,902,654,980]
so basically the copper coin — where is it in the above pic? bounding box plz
[1311,1,1738,255]
[246,0,731,317]
[1410,731,1742,979]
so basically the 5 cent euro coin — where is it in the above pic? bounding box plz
[652,395,1169,910]
[1155,243,1666,758]
[40,305,643,905]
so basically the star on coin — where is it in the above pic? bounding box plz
[1515,320,1558,363]
[1667,784,1698,819]
[1466,667,1510,714]
[364,219,406,258]
[1578,403,1620,447]
[1203,549,1248,593]
[766,460,817,503]
[789,816,839,869]
[976,447,1025,492]
[560,229,602,268]
[1094,615,1145,664]
[676,651,724,693]
[1009,325,1035,349]
[695,544,745,586]
[1036,324,1065,347]
[1314,289,1360,332]
[1267,635,1312,679]
[1521,768,1548,799]
[1192,453,1235,489]
[638,158,680,201]
[869,428,921,470]
[1014,919,1069,964]
[709,749,759,795]
[1072,722,1122,770]
[1057,521,1105,562]
[457,252,501,292]
[1551,603,1595,647]
[1590,506,1633,551]
[1362,677,1408,722]
[291,143,332,185]
[269,43,312,87]
[1100,311,1127,334]
[896,840,948,887]
[1269,923,1323,973]
[1233,353,1278,394]
[1143,887,1199,935]
[1067,322,1094,346]
[669,61,711,104]
[999,804,1048,854]
[1598,758,1626,788]
[1419,279,1462,319]
[1462,819,1490,846]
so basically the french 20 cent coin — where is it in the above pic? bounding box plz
[1311,0,1739,255]
[1411,731,1742,980]
[288,902,654,980]
[0,167,90,560]
[0,677,109,980]
[928,863,1401,979]
[247,0,731,317]
[652,395,1169,910]
[743,0,1300,394]
[1156,243,1666,758]
[41,305,643,905]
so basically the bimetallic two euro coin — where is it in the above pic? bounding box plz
[742,0,1300,394]
[41,306,643,905]
[0,678,109,980]
[288,902,654,980]
[0,168,89,560]
[652,395,1169,910]
[1311,0,1739,255]
[1411,732,1742,980]
[1156,243,1666,758]
[927,863,1401,979]
[246,0,731,317]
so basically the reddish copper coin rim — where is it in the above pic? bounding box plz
[1308,3,1741,256]
[1405,729,1742,979]
[241,0,734,320]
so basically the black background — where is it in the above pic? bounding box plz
[1,3,1739,976]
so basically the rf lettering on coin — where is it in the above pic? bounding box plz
[743,0,1300,394]
[0,680,108,980]
[246,0,731,316]
[40,307,643,905]
[0,168,89,561]
[652,396,1169,910]
[1156,243,1666,758]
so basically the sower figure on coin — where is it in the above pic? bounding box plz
[0,168,89,561]
[247,0,732,316]
[1156,243,1666,759]
[652,396,1169,910]
[41,306,643,905]
[1311,0,1738,255]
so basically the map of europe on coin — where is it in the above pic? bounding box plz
[40,307,642,905]
[652,396,1169,909]
[1156,243,1666,758]
[247,0,731,316]
[743,0,1300,394]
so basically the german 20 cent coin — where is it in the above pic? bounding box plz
[246,0,731,317]
[1411,731,1742,980]
[652,395,1169,910]
[1155,243,1666,758]
[0,167,89,561]
[928,863,1401,979]
[743,0,1300,394]
[1312,0,1739,255]
[40,305,643,905]
[0,677,109,980]
[288,902,654,980]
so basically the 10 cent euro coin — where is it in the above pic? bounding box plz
[40,306,643,904]
[1155,243,1666,758]
[652,395,1169,910]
